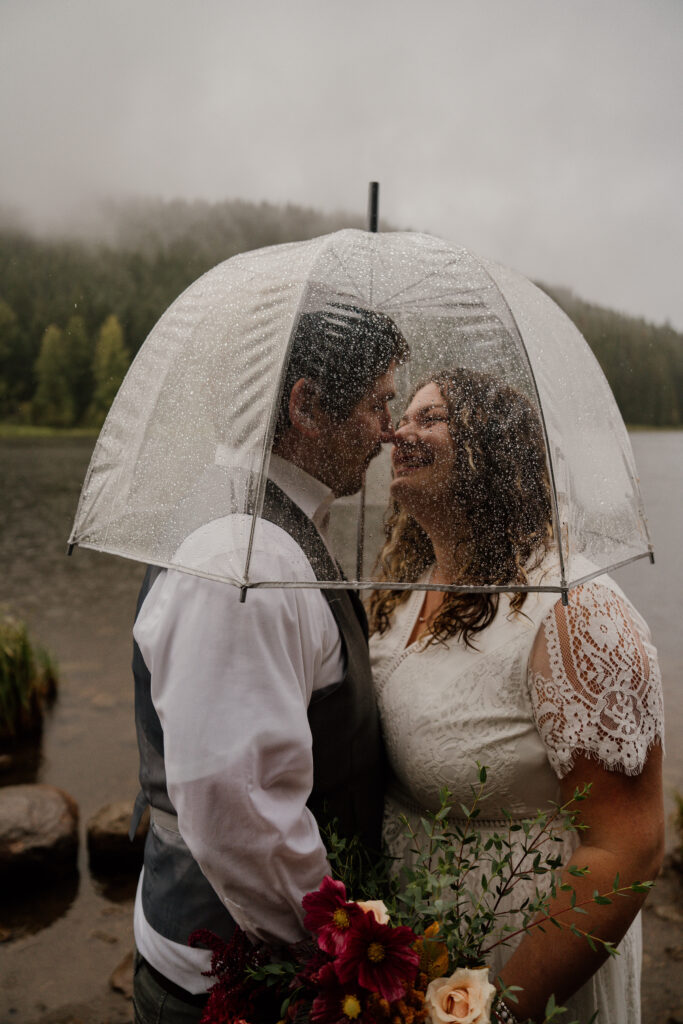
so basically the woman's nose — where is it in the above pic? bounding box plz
[394,419,416,442]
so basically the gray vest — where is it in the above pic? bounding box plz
[131,481,385,945]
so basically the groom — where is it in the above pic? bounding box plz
[131,304,407,1022]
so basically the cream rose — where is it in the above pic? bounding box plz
[355,899,390,925]
[425,967,496,1024]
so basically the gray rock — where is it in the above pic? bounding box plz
[87,800,148,872]
[0,784,78,878]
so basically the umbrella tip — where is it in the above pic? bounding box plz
[67,543,74,557]
[239,585,248,604]
[367,182,379,233]
[649,550,655,565]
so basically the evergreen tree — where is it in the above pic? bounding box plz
[32,324,75,426]
[88,314,130,426]
[0,298,20,417]
[0,201,680,427]
[63,314,93,423]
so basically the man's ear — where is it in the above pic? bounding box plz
[288,378,324,439]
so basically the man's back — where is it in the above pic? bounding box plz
[132,472,384,1003]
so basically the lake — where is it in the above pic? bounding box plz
[0,431,680,1017]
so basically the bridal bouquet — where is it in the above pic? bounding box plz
[190,766,652,1024]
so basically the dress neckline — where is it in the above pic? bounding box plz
[400,567,435,651]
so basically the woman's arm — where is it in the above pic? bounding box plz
[498,584,665,1021]
[497,745,665,1022]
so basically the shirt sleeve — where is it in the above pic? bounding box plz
[528,581,664,779]
[134,534,344,945]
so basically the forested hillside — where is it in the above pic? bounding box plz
[540,284,682,427]
[0,198,680,426]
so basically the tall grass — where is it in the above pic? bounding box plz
[0,615,58,741]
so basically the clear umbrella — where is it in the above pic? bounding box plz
[68,229,653,600]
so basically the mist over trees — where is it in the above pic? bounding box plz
[0,197,680,427]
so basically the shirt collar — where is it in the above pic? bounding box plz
[267,453,335,534]
[213,445,335,539]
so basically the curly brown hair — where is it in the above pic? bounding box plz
[368,368,553,647]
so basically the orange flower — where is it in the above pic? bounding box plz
[414,923,449,982]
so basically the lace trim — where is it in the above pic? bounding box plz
[529,583,664,779]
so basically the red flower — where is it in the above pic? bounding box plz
[311,983,366,1023]
[335,913,419,1003]
[303,876,362,955]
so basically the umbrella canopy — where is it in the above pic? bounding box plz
[69,229,652,597]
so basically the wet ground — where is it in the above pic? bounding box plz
[0,433,681,1023]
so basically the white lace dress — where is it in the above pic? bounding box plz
[370,569,664,1024]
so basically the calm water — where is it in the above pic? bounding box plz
[0,432,681,1015]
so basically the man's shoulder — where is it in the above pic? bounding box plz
[172,514,318,585]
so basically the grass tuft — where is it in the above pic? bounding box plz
[0,615,58,741]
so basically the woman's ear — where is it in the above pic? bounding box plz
[288,378,323,438]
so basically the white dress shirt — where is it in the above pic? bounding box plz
[133,455,345,992]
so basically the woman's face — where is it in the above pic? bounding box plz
[390,382,457,515]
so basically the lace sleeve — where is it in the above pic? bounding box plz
[528,582,664,779]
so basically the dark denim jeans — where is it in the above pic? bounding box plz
[132,951,208,1024]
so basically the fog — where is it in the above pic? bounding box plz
[2,0,682,328]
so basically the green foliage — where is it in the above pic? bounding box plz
[32,323,76,426]
[320,816,397,902]
[541,285,683,427]
[322,771,652,1023]
[0,199,680,427]
[385,777,651,972]
[63,314,93,423]
[87,314,130,426]
[0,297,21,417]
[0,198,363,426]
[0,614,58,741]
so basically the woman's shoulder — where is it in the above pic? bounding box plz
[527,568,663,779]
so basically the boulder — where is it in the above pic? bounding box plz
[87,799,149,872]
[0,784,79,879]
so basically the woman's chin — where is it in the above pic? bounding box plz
[390,473,451,527]
[390,473,428,512]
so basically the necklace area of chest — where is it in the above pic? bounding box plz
[407,589,447,646]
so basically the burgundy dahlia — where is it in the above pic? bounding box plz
[334,913,419,1003]
[302,875,362,955]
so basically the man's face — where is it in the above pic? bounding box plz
[321,365,397,497]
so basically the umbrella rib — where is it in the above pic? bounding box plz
[377,265,452,308]
[71,539,652,593]
[471,256,569,597]
[373,250,492,309]
[384,294,492,314]
[563,552,654,589]
[324,244,374,303]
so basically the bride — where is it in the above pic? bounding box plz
[368,367,665,1023]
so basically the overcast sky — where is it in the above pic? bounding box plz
[2,0,682,328]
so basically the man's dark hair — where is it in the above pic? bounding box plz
[275,303,408,438]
